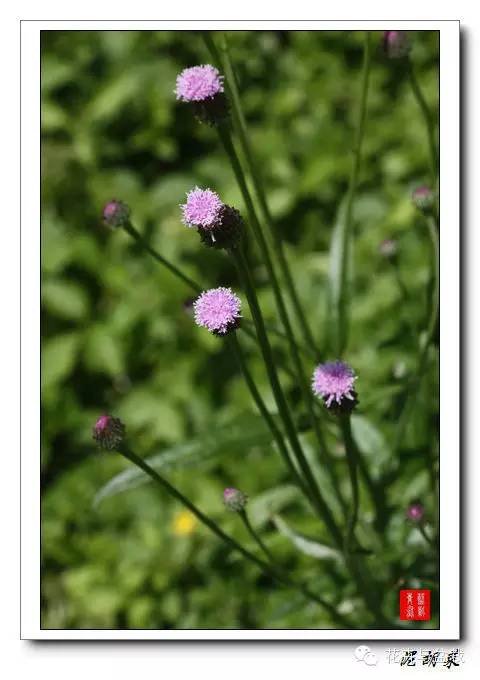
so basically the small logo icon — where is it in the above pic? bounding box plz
[399,589,431,620]
[354,645,378,666]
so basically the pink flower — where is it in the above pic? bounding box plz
[312,361,357,409]
[193,287,241,335]
[175,65,224,102]
[181,188,224,230]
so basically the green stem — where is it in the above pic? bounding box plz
[123,221,202,293]
[218,123,342,508]
[340,416,359,556]
[122,221,312,362]
[235,245,343,547]
[239,510,275,563]
[417,522,435,547]
[228,333,309,497]
[336,31,372,357]
[425,215,439,349]
[407,61,439,186]
[211,32,319,358]
[116,444,350,627]
[238,510,351,625]
[393,213,439,454]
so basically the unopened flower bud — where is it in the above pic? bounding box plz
[412,185,435,213]
[383,31,410,59]
[92,414,125,450]
[102,200,131,228]
[223,487,248,512]
[406,502,424,522]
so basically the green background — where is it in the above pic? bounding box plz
[41,30,439,629]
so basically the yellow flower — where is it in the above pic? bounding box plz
[171,510,197,536]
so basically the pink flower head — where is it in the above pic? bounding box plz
[175,65,224,102]
[92,414,125,450]
[412,185,435,212]
[312,361,357,409]
[102,200,130,228]
[223,487,248,512]
[383,31,410,59]
[181,187,224,230]
[193,287,241,335]
[406,502,424,522]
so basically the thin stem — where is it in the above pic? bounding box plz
[228,333,309,497]
[417,522,435,547]
[123,221,202,293]
[339,416,359,556]
[122,221,313,362]
[235,245,343,547]
[218,121,342,507]
[336,31,372,357]
[238,511,351,625]
[393,213,439,454]
[407,61,439,186]
[211,32,319,357]
[425,215,440,348]
[240,510,275,563]
[117,444,350,627]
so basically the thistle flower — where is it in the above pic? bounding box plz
[223,487,248,512]
[181,188,224,229]
[92,414,125,450]
[181,188,243,249]
[412,185,435,212]
[383,31,410,59]
[175,65,228,124]
[193,287,241,336]
[406,502,425,522]
[102,200,130,228]
[379,238,398,259]
[312,361,358,414]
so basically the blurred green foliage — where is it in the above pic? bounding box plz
[41,30,439,630]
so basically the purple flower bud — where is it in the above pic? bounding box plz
[181,188,243,249]
[92,414,125,450]
[193,287,242,336]
[312,361,358,414]
[379,238,398,259]
[175,65,228,125]
[102,200,131,229]
[383,31,410,59]
[223,487,248,512]
[406,502,424,522]
[412,185,435,212]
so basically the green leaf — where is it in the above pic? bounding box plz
[42,279,90,321]
[350,414,391,475]
[42,333,81,391]
[248,485,299,528]
[272,515,341,561]
[83,327,124,377]
[94,414,273,507]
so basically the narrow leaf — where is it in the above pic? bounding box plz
[272,515,341,561]
[94,414,273,507]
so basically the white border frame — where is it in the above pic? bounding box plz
[21,19,460,640]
